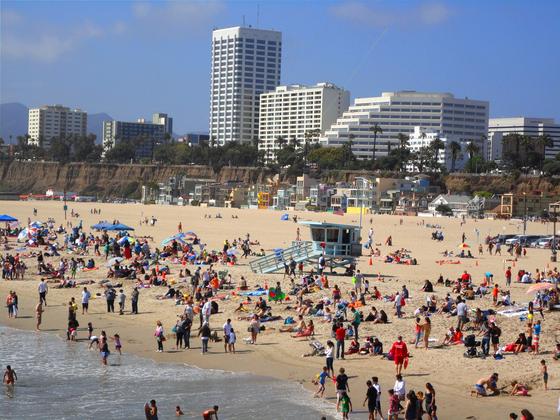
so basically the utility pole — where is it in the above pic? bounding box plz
[552,205,557,262]
[523,192,527,235]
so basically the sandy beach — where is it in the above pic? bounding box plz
[1,200,559,419]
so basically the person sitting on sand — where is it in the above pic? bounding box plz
[280,315,306,333]
[345,340,360,355]
[471,373,499,397]
[510,381,530,396]
[372,309,388,324]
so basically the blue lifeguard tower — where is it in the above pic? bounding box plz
[249,221,362,274]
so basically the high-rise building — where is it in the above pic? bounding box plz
[27,105,87,147]
[103,113,172,159]
[488,117,560,161]
[320,91,489,160]
[209,26,282,145]
[258,82,350,162]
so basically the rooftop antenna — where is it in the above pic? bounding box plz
[256,3,260,28]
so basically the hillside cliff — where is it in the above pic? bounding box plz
[0,161,272,198]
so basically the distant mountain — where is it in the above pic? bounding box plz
[88,113,113,144]
[0,102,28,143]
[0,103,112,144]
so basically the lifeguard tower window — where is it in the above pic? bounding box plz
[311,228,325,242]
[342,229,351,244]
[327,228,339,242]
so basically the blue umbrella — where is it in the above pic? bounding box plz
[91,222,111,230]
[161,233,187,246]
[106,223,135,231]
[0,214,18,222]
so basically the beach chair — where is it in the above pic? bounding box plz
[308,341,325,356]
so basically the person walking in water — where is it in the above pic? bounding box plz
[3,365,17,386]
[202,405,219,419]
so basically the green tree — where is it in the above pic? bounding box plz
[397,133,410,172]
[448,141,462,172]
[369,123,383,162]
[105,140,136,163]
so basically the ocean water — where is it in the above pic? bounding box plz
[0,326,337,419]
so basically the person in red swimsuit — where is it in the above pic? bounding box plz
[390,336,409,375]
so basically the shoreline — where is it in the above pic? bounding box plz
[1,200,559,419]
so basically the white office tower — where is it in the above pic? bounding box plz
[152,113,173,138]
[209,26,282,145]
[320,91,489,160]
[406,126,469,172]
[28,105,87,147]
[488,117,560,161]
[258,82,350,162]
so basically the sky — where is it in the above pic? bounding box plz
[1,0,559,134]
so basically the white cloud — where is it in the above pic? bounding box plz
[330,1,452,28]
[131,1,225,32]
[1,8,110,63]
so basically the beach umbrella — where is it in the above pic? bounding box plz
[106,223,134,231]
[526,283,556,294]
[106,257,124,267]
[0,214,18,222]
[161,233,188,246]
[280,214,289,221]
[183,231,197,238]
[458,243,470,249]
[91,222,110,230]
[17,228,29,242]
[29,221,44,228]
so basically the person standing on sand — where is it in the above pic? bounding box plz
[389,336,409,375]
[131,287,139,314]
[423,317,431,349]
[199,321,211,354]
[81,286,91,315]
[223,318,232,352]
[35,301,44,331]
[38,278,48,306]
[154,321,165,352]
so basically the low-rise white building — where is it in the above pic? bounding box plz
[406,126,469,172]
[258,82,350,162]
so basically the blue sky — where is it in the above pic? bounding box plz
[1,0,559,133]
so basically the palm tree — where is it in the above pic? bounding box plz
[369,123,383,161]
[347,133,355,148]
[397,133,409,172]
[431,136,445,163]
[466,141,480,160]
[448,141,462,172]
[276,136,287,149]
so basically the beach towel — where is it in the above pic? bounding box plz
[497,307,528,318]
[239,289,268,297]
[268,287,286,302]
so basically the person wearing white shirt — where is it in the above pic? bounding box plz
[223,319,233,353]
[38,279,48,306]
[81,287,91,314]
[456,298,468,331]
[202,300,212,325]
[393,374,406,401]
